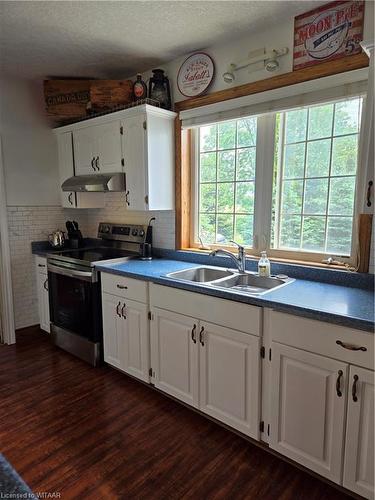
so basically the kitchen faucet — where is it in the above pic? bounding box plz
[209,240,246,274]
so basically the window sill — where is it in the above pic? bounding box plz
[180,247,353,272]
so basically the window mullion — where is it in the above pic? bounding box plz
[253,113,276,255]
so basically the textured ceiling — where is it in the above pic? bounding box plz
[0,1,326,80]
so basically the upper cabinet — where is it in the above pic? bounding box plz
[73,120,123,175]
[56,131,104,209]
[54,105,176,211]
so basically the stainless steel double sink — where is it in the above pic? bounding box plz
[165,266,294,296]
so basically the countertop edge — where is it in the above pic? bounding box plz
[95,264,374,333]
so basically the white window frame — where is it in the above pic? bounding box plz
[190,96,366,266]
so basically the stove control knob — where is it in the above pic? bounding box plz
[139,229,145,237]
[132,229,138,236]
[101,225,110,233]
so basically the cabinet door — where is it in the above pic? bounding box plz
[122,299,149,383]
[344,366,374,499]
[73,126,96,175]
[95,121,123,173]
[36,270,50,333]
[102,294,124,369]
[150,308,199,407]
[121,114,147,210]
[199,322,260,438]
[269,342,347,483]
[57,132,76,208]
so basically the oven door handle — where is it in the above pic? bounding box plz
[47,263,95,282]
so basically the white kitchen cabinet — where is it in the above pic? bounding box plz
[269,342,347,483]
[122,109,175,210]
[150,308,199,407]
[56,132,104,208]
[149,301,260,437]
[199,321,260,438]
[35,257,50,333]
[54,105,176,211]
[344,366,375,499]
[73,120,123,175]
[101,276,149,383]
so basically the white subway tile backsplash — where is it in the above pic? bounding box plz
[7,194,175,329]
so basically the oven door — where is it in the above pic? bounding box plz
[48,263,102,342]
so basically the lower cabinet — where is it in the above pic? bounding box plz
[102,292,149,383]
[343,366,374,499]
[35,257,50,333]
[269,342,347,483]
[150,307,260,439]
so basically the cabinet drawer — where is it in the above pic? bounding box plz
[101,272,148,303]
[35,256,47,275]
[267,310,374,370]
[150,284,261,336]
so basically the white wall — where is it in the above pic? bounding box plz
[134,1,374,104]
[0,77,60,206]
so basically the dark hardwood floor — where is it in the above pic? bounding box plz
[0,327,351,500]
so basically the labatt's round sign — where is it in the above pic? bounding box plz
[293,1,364,70]
[177,52,214,97]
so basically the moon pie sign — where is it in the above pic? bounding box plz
[293,1,364,70]
[177,52,215,98]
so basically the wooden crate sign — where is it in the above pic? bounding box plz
[44,80,91,120]
[90,80,133,110]
[293,1,365,70]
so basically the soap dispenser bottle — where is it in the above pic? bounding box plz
[258,251,271,277]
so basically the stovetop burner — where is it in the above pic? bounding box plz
[54,246,137,265]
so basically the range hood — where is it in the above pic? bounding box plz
[62,173,126,192]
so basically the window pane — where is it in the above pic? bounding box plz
[199,214,216,243]
[302,216,326,252]
[308,104,334,140]
[237,148,256,180]
[235,182,254,213]
[217,151,235,181]
[285,108,307,143]
[217,183,234,213]
[234,215,253,246]
[304,178,328,215]
[200,152,216,182]
[200,125,217,152]
[281,180,303,214]
[331,135,358,176]
[237,118,257,147]
[218,121,236,150]
[306,139,331,177]
[283,143,305,178]
[200,183,216,213]
[328,176,356,216]
[326,217,352,255]
[217,214,233,243]
[334,99,360,136]
[280,214,301,248]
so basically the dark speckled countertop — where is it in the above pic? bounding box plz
[95,258,374,333]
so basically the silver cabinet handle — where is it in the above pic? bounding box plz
[91,157,95,170]
[336,340,367,352]
[117,284,128,290]
[68,192,73,205]
[121,303,126,319]
[43,278,48,291]
[199,326,205,346]
[191,324,197,344]
[116,301,121,317]
[367,180,373,207]
[125,190,130,206]
[95,156,100,171]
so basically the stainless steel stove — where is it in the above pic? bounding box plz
[47,222,152,366]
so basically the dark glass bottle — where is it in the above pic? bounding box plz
[133,74,147,102]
